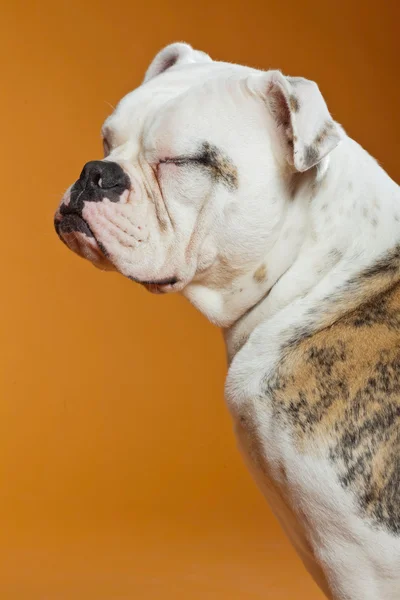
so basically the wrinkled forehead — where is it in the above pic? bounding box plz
[102,61,255,152]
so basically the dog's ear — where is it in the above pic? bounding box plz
[250,71,342,172]
[143,43,212,83]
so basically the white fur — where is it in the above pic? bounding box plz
[57,44,400,598]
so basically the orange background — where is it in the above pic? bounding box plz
[0,1,398,598]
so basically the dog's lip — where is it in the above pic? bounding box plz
[128,275,181,294]
[54,213,95,239]
[128,276,179,286]
[54,212,112,267]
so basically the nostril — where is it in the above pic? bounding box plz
[96,175,121,190]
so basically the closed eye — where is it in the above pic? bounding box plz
[159,156,199,166]
[159,142,238,191]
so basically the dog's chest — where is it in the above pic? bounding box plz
[232,412,344,598]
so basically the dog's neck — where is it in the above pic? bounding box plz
[221,135,400,362]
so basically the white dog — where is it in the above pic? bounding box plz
[54,43,400,599]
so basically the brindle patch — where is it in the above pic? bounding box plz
[264,281,400,534]
[359,245,400,280]
[346,290,400,330]
[286,324,314,348]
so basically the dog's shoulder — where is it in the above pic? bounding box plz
[268,280,400,534]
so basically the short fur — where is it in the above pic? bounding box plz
[55,43,400,599]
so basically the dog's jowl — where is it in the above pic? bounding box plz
[55,42,400,599]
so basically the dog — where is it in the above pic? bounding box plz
[54,43,400,599]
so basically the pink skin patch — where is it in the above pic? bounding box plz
[118,189,130,204]
[62,194,71,207]
[61,186,72,207]
[82,200,149,250]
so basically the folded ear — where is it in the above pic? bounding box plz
[143,42,212,83]
[250,71,342,172]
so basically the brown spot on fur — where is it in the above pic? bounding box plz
[302,122,336,169]
[254,263,267,283]
[314,121,335,146]
[304,145,319,169]
[211,152,239,191]
[289,94,300,112]
[204,256,244,288]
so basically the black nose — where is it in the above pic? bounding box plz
[61,160,130,217]
[79,160,130,192]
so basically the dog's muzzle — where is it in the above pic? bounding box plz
[54,160,131,261]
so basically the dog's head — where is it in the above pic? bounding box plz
[55,43,341,326]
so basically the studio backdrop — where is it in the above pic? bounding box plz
[1,1,398,598]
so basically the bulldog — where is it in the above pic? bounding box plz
[54,43,400,599]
